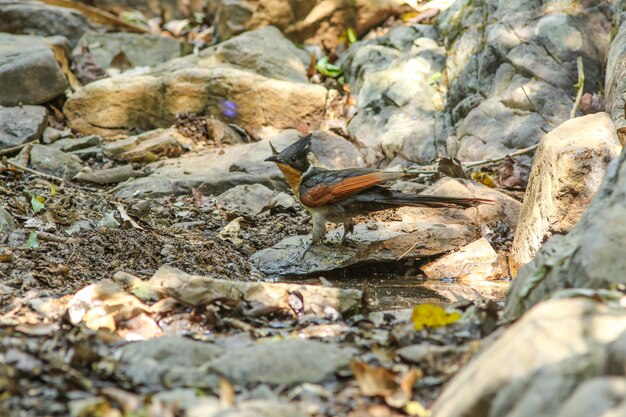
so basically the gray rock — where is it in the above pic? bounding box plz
[503,141,626,320]
[250,221,473,276]
[432,298,626,417]
[554,378,626,417]
[340,26,448,163]
[0,206,17,232]
[74,32,190,70]
[117,335,223,389]
[115,130,362,199]
[606,9,626,144]
[0,34,68,106]
[217,184,276,216]
[509,113,621,276]
[0,0,93,46]
[49,135,101,152]
[29,144,83,178]
[438,0,610,161]
[209,339,350,386]
[0,105,47,148]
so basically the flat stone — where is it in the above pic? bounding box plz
[117,335,223,389]
[29,144,83,178]
[102,128,184,163]
[0,0,93,46]
[509,113,621,276]
[250,221,473,276]
[0,105,47,148]
[421,238,506,281]
[397,178,522,231]
[208,339,350,386]
[217,184,276,216]
[74,32,190,70]
[0,34,68,106]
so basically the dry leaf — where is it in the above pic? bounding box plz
[47,42,82,91]
[351,361,421,407]
[471,171,496,188]
[117,204,144,230]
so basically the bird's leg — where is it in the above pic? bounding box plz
[340,218,355,245]
[301,213,327,260]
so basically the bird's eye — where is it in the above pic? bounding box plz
[290,156,296,162]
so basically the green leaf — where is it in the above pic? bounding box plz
[25,232,40,249]
[427,71,442,84]
[50,182,57,196]
[347,27,357,45]
[31,195,45,214]
[315,56,343,78]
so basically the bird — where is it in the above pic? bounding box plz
[265,133,494,257]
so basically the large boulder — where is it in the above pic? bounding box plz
[432,298,626,417]
[438,0,610,161]
[0,0,93,46]
[0,34,68,106]
[0,105,48,149]
[64,27,326,138]
[503,142,626,321]
[509,113,621,276]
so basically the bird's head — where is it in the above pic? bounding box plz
[264,133,313,174]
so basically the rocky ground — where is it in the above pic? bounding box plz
[2,0,626,416]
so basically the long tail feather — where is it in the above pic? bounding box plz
[378,195,494,209]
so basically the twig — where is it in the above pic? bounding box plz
[521,86,555,127]
[0,140,38,157]
[2,158,65,183]
[397,241,421,260]
[464,143,539,168]
[103,177,135,196]
[570,56,585,118]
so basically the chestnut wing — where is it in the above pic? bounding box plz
[299,169,404,207]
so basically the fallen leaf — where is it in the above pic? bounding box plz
[411,304,461,331]
[405,401,432,416]
[117,204,144,230]
[351,361,421,407]
[47,42,82,90]
[471,171,496,188]
[25,232,40,249]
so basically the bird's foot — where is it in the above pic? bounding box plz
[300,242,316,260]
[339,236,358,248]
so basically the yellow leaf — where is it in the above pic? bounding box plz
[405,401,431,417]
[411,304,461,331]
[471,171,496,188]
